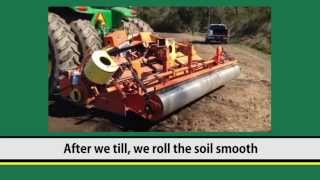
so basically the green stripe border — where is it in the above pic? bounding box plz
[1,162,320,166]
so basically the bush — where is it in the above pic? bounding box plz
[137,7,271,53]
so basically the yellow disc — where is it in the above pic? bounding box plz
[84,50,119,85]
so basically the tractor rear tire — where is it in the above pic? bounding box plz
[70,19,102,58]
[129,18,153,32]
[122,21,141,35]
[48,12,80,94]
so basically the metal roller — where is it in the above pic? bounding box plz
[157,65,240,116]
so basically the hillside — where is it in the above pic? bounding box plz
[138,7,271,53]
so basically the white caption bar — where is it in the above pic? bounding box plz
[0,138,319,160]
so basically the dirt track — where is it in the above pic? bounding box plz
[48,33,271,132]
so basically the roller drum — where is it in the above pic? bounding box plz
[157,65,240,117]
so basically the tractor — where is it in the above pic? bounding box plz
[48,6,153,94]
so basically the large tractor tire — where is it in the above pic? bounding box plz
[122,20,141,35]
[70,19,102,58]
[129,18,153,32]
[48,13,80,94]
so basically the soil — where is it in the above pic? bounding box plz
[48,33,271,132]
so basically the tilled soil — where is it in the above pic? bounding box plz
[48,33,271,132]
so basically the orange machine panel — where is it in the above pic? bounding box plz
[104,30,128,47]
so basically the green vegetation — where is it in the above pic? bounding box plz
[138,7,271,53]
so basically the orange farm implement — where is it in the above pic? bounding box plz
[58,31,240,121]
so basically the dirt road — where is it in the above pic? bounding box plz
[48,33,271,132]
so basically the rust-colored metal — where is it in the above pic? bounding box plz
[59,31,239,121]
[104,30,128,47]
[187,43,192,71]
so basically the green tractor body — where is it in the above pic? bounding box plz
[71,6,135,35]
[50,6,136,36]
